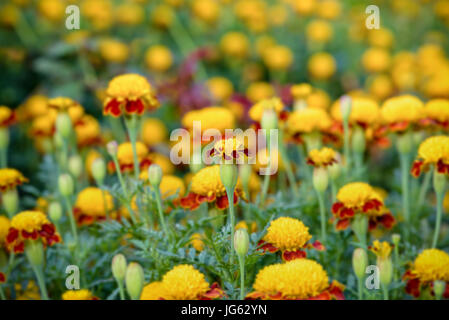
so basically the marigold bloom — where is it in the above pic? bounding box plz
[247,259,344,300]
[403,249,449,299]
[140,281,168,300]
[0,106,15,127]
[423,99,449,129]
[73,187,114,225]
[259,217,324,261]
[286,108,332,142]
[307,147,338,167]
[331,182,395,231]
[331,97,381,127]
[62,289,99,300]
[411,136,449,177]
[291,83,313,101]
[249,97,286,123]
[262,45,293,71]
[110,142,152,173]
[246,82,275,103]
[206,77,234,102]
[220,32,249,59]
[98,39,129,64]
[161,265,224,300]
[180,165,245,210]
[103,74,159,117]
[190,233,204,251]
[307,52,336,80]
[5,210,61,253]
[210,136,249,162]
[362,47,391,73]
[145,45,173,72]
[0,216,10,247]
[75,115,102,148]
[16,95,48,122]
[47,97,82,113]
[159,175,185,199]
[369,240,392,259]
[182,106,235,135]
[141,118,167,147]
[306,19,333,43]
[380,95,424,132]
[0,168,28,192]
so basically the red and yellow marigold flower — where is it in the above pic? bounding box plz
[411,136,449,177]
[369,240,392,260]
[47,97,82,114]
[286,108,332,143]
[5,210,61,253]
[62,289,99,300]
[159,175,185,200]
[331,97,381,127]
[307,147,338,167]
[74,115,102,148]
[0,168,28,192]
[209,136,249,162]
[181,106,235,136]
[331,182,395,231]
[0,106,15,127]
[423,99,449,129]
[73,187,114,225]
[180,165,245,210]
[190,233,204,252]
[249,97,286,124]
[109,142,152,173]
[258,217,324,261]
[0,216,10,248]
[140,281,168,300]
[380,95,424,132]
[103,74,159,117]
[403,249,449,299]
[160,264,224,300]
[247,259,344,300]
[141,118,168,147]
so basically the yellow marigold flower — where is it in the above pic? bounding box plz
[210,136,249,162]
[98,39,129,64]
[47,97,82,114]
[0,216,10,247]
[246,82,275,103]
[15,281,40,300]
[404,249,449,298]
[307,147,337,167]
[74,187,114,225]
[145,45,173,72]
[75,115,101,148]
[115,3,144,25]
[35,197,48,213]
[362,47,391,73]
[331,97,381,126]
[151,4,174,29]
[159,175,185,199]
[307,89,331,109]
[180,165,244,210]
[290,0,316,16]
[140,281,168,300]
[181,107,235,134]
[30,110,57,138]
[16,95,48,122]
[81,0,113,31]
[235,220,258,233]
[286,108,331,136]
[424,99,449,128]
[380,95,424,131]
[220,32,249,59]
[190,233,204,251]
[367,74,394,101]
[85,149,102,179]
[308,52,336,80]
[62,289,99,300]
[368,28,394,48]
[254,148,284,173]
[141,118,167,147]
[161,264,222,300]
[411,136,449,177]
[444,190,449,214]
[113,142,152,173]
[317,0,341,20]
[103,74,159,117]
[260,217,323,261]
[6,210,61,253]
[38,0,65,22]
[332,182,395,231]
[138,153,174,178]
[0,168,28,192]
[369,240,392,259]
[249,97,284,123]
[0,106,15,127]
[262,45,293,71]
[291,83,313,100]
[248,259,344,300]
[306,19,333,43]
[206,77,234,102]
[191,0,220,24]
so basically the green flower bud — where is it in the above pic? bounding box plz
[239,164,252,189]
[58,173,74,196]
[92,157,106,185]
[328,161,341,180]
[48,201,63,223]
[0,127,10,150]
[125,262,144,300]
[352,248,368,279]
[261,109,278,131]
[234,228,249,258]
[68,155,83,179]
[25,240,45,268]
[2,188,18,217]
[340,95,352,121]
[433,169,447,195]
[396,132,412,154]
[351,214,368,245]
[53,132,64,149]
[148,164,163,188]
[313,167,329,193]
[378,257,393,286]
[433,280,446,300]
[351,126,366,154]
[55,113,72,139]
[112,254,127,283]
[106,141,118,157]
[220,163,238,193]
[391,234,401,246]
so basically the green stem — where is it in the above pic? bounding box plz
[316,190,327,244]
[399,152,411,229]
[382,285,389,300]
[32,265,49,300]
[117,280,125,300]
[238,256,245,300]
[357,277,363,300]
[416,171,432,217]
[125,116,141,181]
[278,140,299,199]
[0,285,6,300]
[0,148,7,168]
[64,196,79,246]
[330,179,337,203]
[343,119,351,176]
[154,188,171,241]
[432,189,444,248]
[227,190,236,265]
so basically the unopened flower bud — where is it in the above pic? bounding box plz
[125,262,144,300]
[48,201,63,223]
[433,169,447,195]
[391,234,401,246]
[378,257,393,286]
[55,113,72,139]
[433,280,446,300]
[313,167,329,193]
[261,109,278,131]
[148,164,163,188]
[58,173,74,196]
[351,127,366,154]
[53,132,63,149]
[112,254,127,282]
[234,228,249,258]
[396,132,412,154]
[2,188,18,217]
[239,164,252,189]
[24,240,45,268]
[0,127,9,150]
[328,161,341,180]
[340,95,352,121]
[92,157,106,185]
[68,155,83,179]
[352,248,368,279]
[107,141,118,157]
[220,163,238,193]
